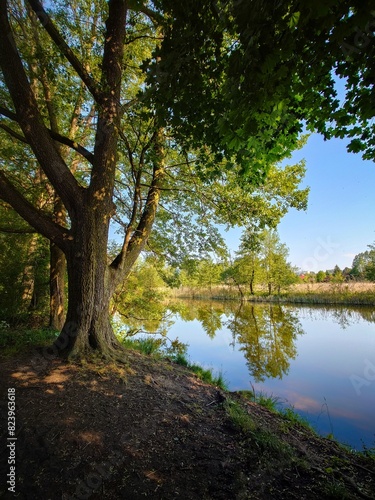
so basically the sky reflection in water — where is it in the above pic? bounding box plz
[120,301,375,450]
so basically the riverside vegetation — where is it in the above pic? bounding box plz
[171,282,375,306]
[1,327,375,499]
[1,2,375,495]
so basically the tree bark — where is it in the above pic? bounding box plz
[21,234,38,309]
[0,0,165,360]
[249,269,255,295]
[54,202,120,358]
[49,241,65,330]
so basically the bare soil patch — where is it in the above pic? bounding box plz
[1,349,374,499]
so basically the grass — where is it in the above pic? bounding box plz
[240,389,281,412]
[280,406,313,431]
[323,481,351,499]
[240,388,314,433]
[168,282,375,306]
[222,395,369,499]
[224,398,292,459]
[187,362,227,389]
[119,334,228,390]
[120,336,165,356]
[0,325,59,357]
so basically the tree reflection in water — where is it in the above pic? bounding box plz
[226,303,304,382]
[114,299,375,383]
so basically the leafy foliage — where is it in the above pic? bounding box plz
[351,243,375,281]
[0,0,374,355]
[145,0,375,164]
[225,228,298,296]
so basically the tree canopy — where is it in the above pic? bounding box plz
[0,0,373,357]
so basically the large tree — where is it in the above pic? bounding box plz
[0,0,373,359]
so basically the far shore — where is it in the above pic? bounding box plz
[167,282,375,306]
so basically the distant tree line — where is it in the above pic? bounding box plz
[151,228,298,297]
[300,242,375,283]
[2,229,375,325]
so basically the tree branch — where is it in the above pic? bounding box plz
[89,0,128,200]
[48,131,94,164]
[0,105,17,121]
[0,5,84,216]
[0,123,27,143]
[131,3,163,26]
[0,170,72,252]
[0,106,94,164]
[26,0,102,103]
[0,226,37,234]
[110,129,165,281]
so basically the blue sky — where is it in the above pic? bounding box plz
[224,133,375,272]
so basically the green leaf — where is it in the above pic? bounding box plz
[288,12,300,29]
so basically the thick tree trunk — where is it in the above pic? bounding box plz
[53,204,121,359]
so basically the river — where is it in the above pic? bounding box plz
[115,300,375,450]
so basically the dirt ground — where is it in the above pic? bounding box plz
[1,349,374,499]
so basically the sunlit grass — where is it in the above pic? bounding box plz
[120,336,164,356]
[119,334,228,390]
[224,398,292,458]
[240,390,281,412]
[168,282,375,305]
[0,325,59,357]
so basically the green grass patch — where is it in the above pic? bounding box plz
[240,389,280,412]
[224,398,256,433]
[224,398,292,459]
[240,389,313,431]
[120,336,164,356]
[281,406,313,430]
[174,355,227,390]
[323,481,350,499]
[0,326,59,357]
[359,442,375,460]
[119,334,227,390]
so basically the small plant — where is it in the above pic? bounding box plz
[323,480,349,499]
[281,406,312,430]
[241,389,280,412]
[0,320,10,330]
[187,363,227,390]
[0,327,59,357]
[224,399,256,433]
[164,338,189,360]
[174,353,189,367]
[120,335,164,356]
[119,333,227,389]
[224,398,292,460]
[360,440,375,460]
[215,370,227,391]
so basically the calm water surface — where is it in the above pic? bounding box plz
[118,300,375,450]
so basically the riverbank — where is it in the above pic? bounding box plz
[1,347,374,499]
[170,282,375,306]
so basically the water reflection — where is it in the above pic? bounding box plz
[227,304,304,382]
[293,304,375,329]
[115,300,375,448]
[116,300,375,385]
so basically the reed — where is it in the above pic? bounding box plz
[166,282,375,306]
